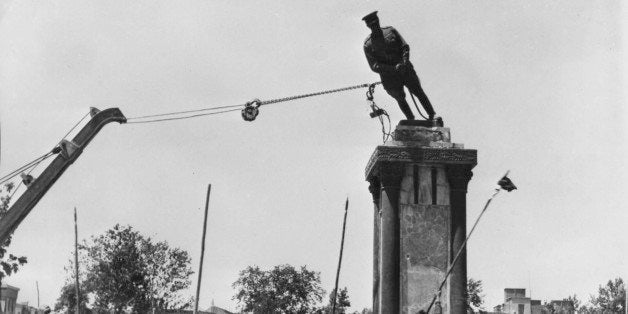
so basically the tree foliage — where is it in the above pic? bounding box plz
[232,264,325,314]
[467,278,485,312]
[317,287,350,313]
[565,294,581,312]
[590,277,625,313]
[53,282,91,313]
[0,183,27,286]
[328,287,351,313]
[58,224,193,313]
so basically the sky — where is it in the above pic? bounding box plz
[0,0,626,312]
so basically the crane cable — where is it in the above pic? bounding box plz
[0,110,90,187]
[1,81,387,183]
[125,82,382,124]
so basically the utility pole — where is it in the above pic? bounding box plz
[194,184,211,314]
[74,207,80,314]
[331,198,349,314]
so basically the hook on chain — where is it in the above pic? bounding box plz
[366,83,376,101]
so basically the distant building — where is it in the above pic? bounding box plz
[206,305,233,314]
[1,283,20,314]
[492,288,574,314]
[501,288,532,314]
[206,299,234,314]
[530,300,545,314]
[15,301,44,314]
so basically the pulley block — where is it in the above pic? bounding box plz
[242,99,262,121]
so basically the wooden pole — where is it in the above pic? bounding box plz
[74,207,80,314]
[36,281,40,309]
[194,184,211,314]
[331,198,349,314]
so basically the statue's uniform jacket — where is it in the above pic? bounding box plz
[363,26,409,76]
[364,26,436,118]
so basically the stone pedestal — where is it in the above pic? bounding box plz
[366,120,476,314]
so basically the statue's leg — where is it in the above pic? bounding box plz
[405,71,436,119]
[395,98,415,120]
[382,77,415,120]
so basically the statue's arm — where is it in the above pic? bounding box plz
[364,46,396,74]
[392,28,410,63]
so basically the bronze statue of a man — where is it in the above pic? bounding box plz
[363,11,437,120]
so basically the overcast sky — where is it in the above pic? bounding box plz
[0,0,626,312]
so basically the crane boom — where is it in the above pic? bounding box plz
[0,108,126,243]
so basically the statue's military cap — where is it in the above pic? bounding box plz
[362,11,379,23]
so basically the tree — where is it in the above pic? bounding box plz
[565,294,581,312]
[53,282,91,313]
[329,287,351,313]
[318,287,350,313]
[142,239,194,310]
[467,278,485,312]
[62,224,193,313]
[0,183,27,288]
[232,264,325,314]
[590,277,625,313]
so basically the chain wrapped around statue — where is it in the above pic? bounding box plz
[363,11,441,123]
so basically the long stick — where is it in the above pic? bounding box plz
[331,198,349,314]
[194,184,211,314]
[425,189,501,313]
[36,281,40,309]
[74,207,80,314]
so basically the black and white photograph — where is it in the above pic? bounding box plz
[0,1,625,313]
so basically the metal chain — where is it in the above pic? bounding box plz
[261,82,381,106]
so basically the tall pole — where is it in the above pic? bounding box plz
[331,198,349,314]
[194,184,211,314]
[74,207,80,314]
[426,189,501,313]
[36,281,40,308]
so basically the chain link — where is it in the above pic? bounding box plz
[261,82,381,106]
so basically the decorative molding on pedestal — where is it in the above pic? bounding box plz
[365,146,477,180]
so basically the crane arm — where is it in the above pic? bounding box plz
[0,108,126,243]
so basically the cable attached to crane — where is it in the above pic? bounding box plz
[1,82,388,185]
[124,82,382,124]
[0,109,91,187]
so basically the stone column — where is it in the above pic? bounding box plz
[365,120,477,314]
[378,163,404,314]
[446,166,473,314]
[368,178,381,314]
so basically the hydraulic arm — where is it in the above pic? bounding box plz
[0,108,126,243]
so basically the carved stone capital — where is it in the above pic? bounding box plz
[446,165,474,192]
[379,162,405,189]
[368,176,381,205]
